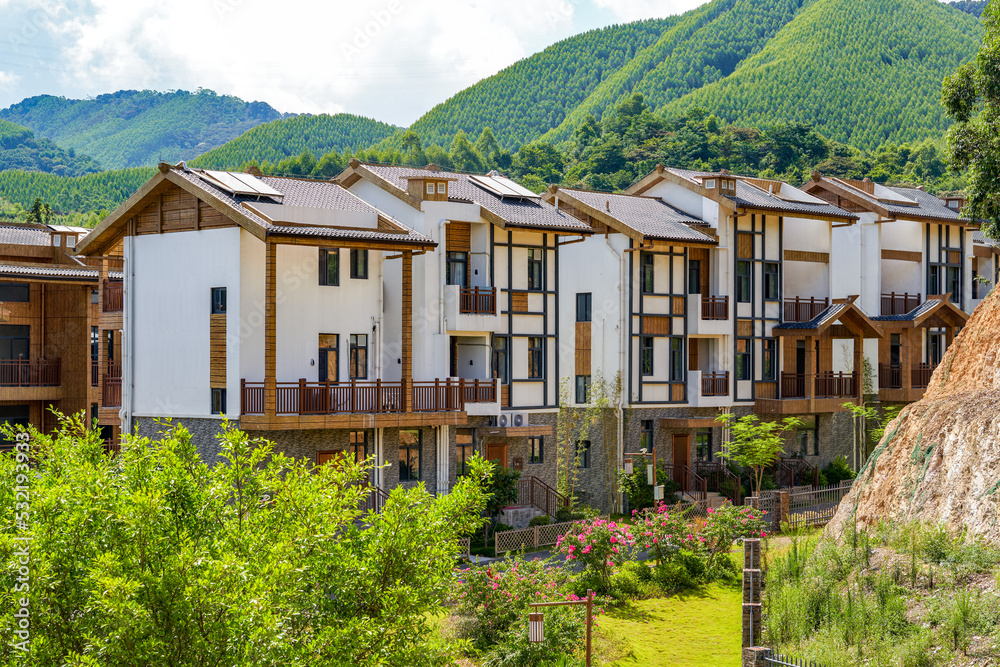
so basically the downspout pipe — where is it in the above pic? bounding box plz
[605,233,627,513]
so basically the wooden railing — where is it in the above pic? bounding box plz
[661,464,707,502]
[694,461,742,504]
[91,361,99,387]
[781,373,806,398]
[0,359,60,387]
[881,292,921,316]
[815,371,857,398]
[360,486,390,515]
[775,458,819,490]
[241,378,498,416]
[912,363,936,389]
[103,377,122,407]
[459,287,496,315]
[103,280,124,312]
[701,371,729,397]
[879,364,902,389]
[701,295,728,320]
[516,475,570,518]
[783,296,828,323]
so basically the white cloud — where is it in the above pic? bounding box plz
[0,71,19,88]
[589,0,708,23]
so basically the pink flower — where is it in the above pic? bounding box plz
[610,536,617,544]
[583,545,592,554]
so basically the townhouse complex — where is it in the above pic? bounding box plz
[65,161,988,512]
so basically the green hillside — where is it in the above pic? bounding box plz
[0,119,102,176]
[190,113,401,170]
[0,167,155,214]
[0,89,287,170]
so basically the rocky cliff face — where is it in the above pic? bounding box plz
[827,287,1000,541]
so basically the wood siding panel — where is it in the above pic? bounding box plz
[737,232,754,259]
[575,322,591,375]
[783,250,830,263]
[446,222,471,252]
[881,249,922,263]
[737,319,754,337]
[133,184,236,235]
[510,291,529,312]
[210,313,226,389]
[949,250,962,265]
[642,315,671,335]
[671,384,685,402]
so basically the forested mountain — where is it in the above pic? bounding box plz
[0,167,154,215]
[190,114,401,171]
[0,89,287,170]
[948,0,987,17]
[0,120,102,176]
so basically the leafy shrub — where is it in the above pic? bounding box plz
[631,502,695,565]
[699,504,768,573]
[821,456,856,486]
[618,467,679,512]
[528,515,551,527]
[554,518,635,593]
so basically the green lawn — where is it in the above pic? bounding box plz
[599,584,742,667]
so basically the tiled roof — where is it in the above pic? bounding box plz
[773,304,845,330]
[666,168,857,220]
[830,179,968,223]
[361,164,592,233]
[558,188,715,243]
[0,226,52,246]
[872,298,953,323]
[0,264,120,280]
[974,230,999,247]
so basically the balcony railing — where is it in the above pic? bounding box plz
[881,292,921,316]
[0,359,60,387]
[779,371,857,399]
[781,373,807,398]
[91,361,99,387]
[240,378,498,416]
[103,280,124,312]
[103,377,122,407]
[701,295,728,320]
[701,371,729,397]
[879,364,902,389]
[783,297,829,323]
[912,363,937,389]
[459,287,496,315]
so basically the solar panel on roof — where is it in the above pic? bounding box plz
[200,170,284,200]
[469,173,539,200]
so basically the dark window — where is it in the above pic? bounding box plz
[350,430,368,464]
[973,271,980,299]
[948,267,962,304]
[736,261,751,303]
[688,260,701,295]
[0,283,29,303]
[0,325,29,360]
[639,420,654,453]
[90,289,98,304]
[928,265,941,296]
[529,436,543,464]
[890,334,901,367]
[762,338,776,381]
[91,326,99,361]
[211,388,226,415]
[446,251,468,286]
[0,405,29,449]
[106,329,114,361]
[492,335,509,384]
[695,428,712,462]
[576,440,591,469]
[575,375,591,403]
[641,253,654,294]
[349,334,368,379]
[576,293,592,322]
[319,249,339,286]
[670,338,685,382]
[319,335,339,382]
[457,428,475,477]
[211,287,226,314]
[736,339,750,381]
[641,337,654,376]
[90,403,98,428]
[350,249,368,279]
[797,416,818,457]
[399,429,422,481]
[527,248,544,290]
[929,331,944,365]
[528,337,544,378]
[763,262,779,300]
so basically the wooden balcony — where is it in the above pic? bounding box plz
[758,371,859,415]
[103,280,124,312]
[783,297,829,323]
[91,361,99,387]
[459,287,496,315]
[881,292,921,317]
[701,295,728,320]
[701,371,729,397]
[101,361,122,408]
[0,359,60,387]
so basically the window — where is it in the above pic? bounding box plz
[446,251,468,286]
[736,339,750,381]
[929,331,944,365]
[319,249,339,286]
[576,440,591,469]
[437,182,446,194]
[211,287,226,314]
[425,182,435,195]
[928,265,941,296]
[457,428,475,477]
[211,388,226,415]
[641,337,654,376]
[106,329,114,361]
[670,338,684,382]
[641,253,654,294]
[319,334,339,382]
[527,249,544,290]
[639,420,654,453]
[762,338,776,381]
[763,262,779,300]
[0,405,29,450]
[528,336,544,378]
[695,428,712,462]
[948,266,962,304]
[796,416,818,457]
[399,429,422,481]
[576,293,592,322]
[529,436,543,464]
[91,326,99,361]
[0,325,29,360]
[350,430,368,464]
[575,375,591,403]
[0,283,29,303]
[349,334,368,379]
[736,261,751,303]
[91,289,98,304]
[492,335,509,385]
[688,260,701,295]
[350,249,368,279]
[890,334,901,367]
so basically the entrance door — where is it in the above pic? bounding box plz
[487,443,508,469]
[317,450,347,468]
[672,434,690,491]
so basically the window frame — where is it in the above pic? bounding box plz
[575,374,591,403]
[211,388,226,415]
[736,339,751,381]
[736,261,751,303]
[669,337,685,382]
[640,336,654,376]
[695,428,712,462]
[457,428,475,477]
[527,248,544,291]
[762,338,777,382]
[349,334,368,380]
[688,259,701,295]
[399,429,422,481]
[796,416,818,457]
[0,283,29,303]
[576,292,592,322]
[639,419,654,453]
[210,287,227,314]
[576,440,591,469]
[350,249,369,280]
[446,251,469,287]
[529,436,544,464]
[528,336,544,379]
[492,335,510,385]
[641,252,654,294]
[763,262,779,301]
[349,430,369,464]
[319,248,340,286]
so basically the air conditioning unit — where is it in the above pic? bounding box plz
[498,411,528,427]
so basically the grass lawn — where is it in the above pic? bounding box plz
[597,583,742,667]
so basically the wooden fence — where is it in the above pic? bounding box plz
[764,653,830,667]
[494,517,601,556]
[748,480,853,532]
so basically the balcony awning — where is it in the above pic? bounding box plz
[659,417,719,429]
[773,295,883,339]
[872,294,968,329]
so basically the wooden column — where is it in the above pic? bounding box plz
[945,326,955,350]
[901,329,913,391]
[264,242,277,418]
[805,335,816,410]
[853,335,863,402]
[401,250,413,413]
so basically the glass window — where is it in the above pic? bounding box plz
[211,388,226,415]
[528,336,544,379]
[0,325,30,360]
[492,335,509,384]
[639,420,654,453]
[928,265,941,296]
[736,261,751,303]
[0,283,29,303]
[763,262,779,300]
[929,331,944,365]
[350,249,368,280]
[527,248,544,290]
[641,253,654,294]
[91,326,99,361]
[575,375,591,403]
[319,249,339,286]
[457,428,475,477]
[641,337,654,376]
[695,428,712,462]
[890,334,901,367]
[350,430,368,464]
[576,440,591,469]
[670,338,684,382]
[762,338,776,381]
[349,334,368,379]
[0,405,29,450]
[446,251,468,287]
[106,329,114,361]
[399,429,422,481]
[796,416,818,457]
[529,436,543,464]
[211,287,226,314]
[437,182,446,194]
[576,293,592,322]
[736,339,750,381]
[688,260,701,295]
[948,266,962,304]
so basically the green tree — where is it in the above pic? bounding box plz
[715,413,801,497]
[449,130,484,173]
[474,127,501,168]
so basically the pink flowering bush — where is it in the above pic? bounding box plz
[632,503,697,566]
[554,518,635,593]
[699,504,769,573]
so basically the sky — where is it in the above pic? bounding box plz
[0,0,961,127]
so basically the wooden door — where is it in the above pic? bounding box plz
[317,450,347,468]
[487,443,508,469]
[672,434,690,491]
